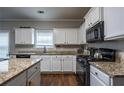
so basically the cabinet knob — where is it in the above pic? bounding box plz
[95,72,98,75]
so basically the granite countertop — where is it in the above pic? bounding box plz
[89,61,124,77]
[0,58,41,85]
[9,52,86,55]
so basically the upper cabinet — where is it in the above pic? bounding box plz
[79,22,86,44]
[103,7,124,40]
[54,28,79,44]
[15,28,35,45]
[84,7,124,41]
[53,28,66,44]
[85,7,103,30]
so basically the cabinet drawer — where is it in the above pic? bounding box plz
[90,72,106,86]
[27,62,40,78]
[4,71,26,86]
[90,65,110,85]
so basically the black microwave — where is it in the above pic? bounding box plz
[86,21,104,43]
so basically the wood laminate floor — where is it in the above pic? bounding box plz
[41,74,81,86]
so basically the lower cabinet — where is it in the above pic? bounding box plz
[52,55,62,71]
[90,65,110,86]
[90,65,124,86]
[62,56,73,72]
[40,55,76,73]
[40,55,52,72]
[90,72,106,86]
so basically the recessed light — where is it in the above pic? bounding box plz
[37,10,44,14]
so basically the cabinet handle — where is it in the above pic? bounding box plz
[95,72,98,76]
[28,80,35,86]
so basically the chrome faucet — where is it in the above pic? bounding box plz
[43,46,47,53]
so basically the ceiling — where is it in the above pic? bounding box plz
[0,7,90,21]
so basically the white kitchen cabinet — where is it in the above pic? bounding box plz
[62,56,73,72]
[15,28,34,44]
[54,28,66,44]
[51,55,62,71]
[40,55,76,72]
[40,55,52,72]
[90,72,106,86]
[72,56,76,73]
[66,29,78,44]
[85,7,103,29]
[90,65,124,86]
[79,22,86,44]
[103,8,124,40]
[54,28,79,44]
[90,65,110,86]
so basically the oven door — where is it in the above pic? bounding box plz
[76,61,85,85]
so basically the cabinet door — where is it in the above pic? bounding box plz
[54,28,66,44]
[79,23,86,44]
[4,71,27,86]
[85,7,102,29]
[104,8,124,40]
[15,28,34,44]
[66,29,78,44]
[52,56,62,71]
[40,56,51,72]
[62,56,73,72]
[27,71,41,86]
[90,7,101,25]
[15,29,23,44]
[72,56,76,73]
[90,72,106,86]
[85,10,92,29]
[26,29,34,44]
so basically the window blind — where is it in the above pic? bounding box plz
[0,31,9,58]
[35,30,53,48]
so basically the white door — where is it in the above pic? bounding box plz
[85,11,92,29]
[15,28,34,44]
[40,56,51,72]
[79,23,86,44]
[62,56,73,72]
[90,7,100,25]
[66,29,78,44]
[54,28,66,44]
[15,29,23,44]
[72,56,76,73]
[52,55,62,71]
[104,7,124,39]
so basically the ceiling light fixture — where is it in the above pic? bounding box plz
[37,10,44,14]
